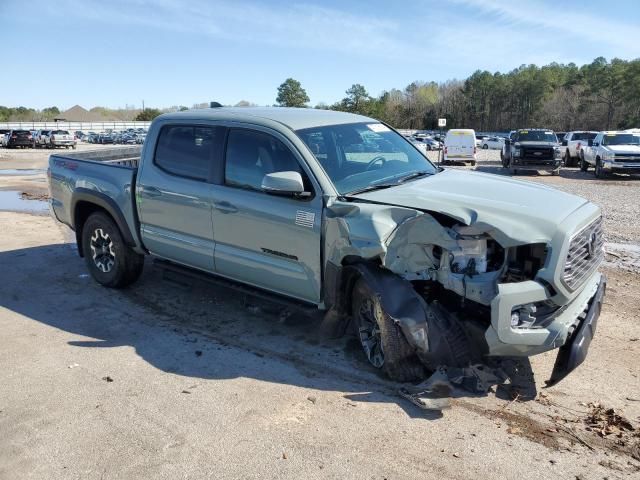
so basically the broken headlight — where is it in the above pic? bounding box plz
[449,227,504,275]
[503,243,548,282]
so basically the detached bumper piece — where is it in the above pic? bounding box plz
[546,275,606,386]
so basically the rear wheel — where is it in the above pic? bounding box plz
[482,144,488,149]
[81,212,144,288]
[352,278,425,382]
[564,150,572,167]
[580,155,589,172]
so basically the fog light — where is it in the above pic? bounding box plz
[603,161,613,170]
[511,304,537,329]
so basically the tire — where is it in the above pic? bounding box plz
[81,212,144,288]
[352,278,425,382]
[551,168,560,176]
[482,144,488,149]
[595,159,608,179]
[580,155,589,172]
[564,150,571,167]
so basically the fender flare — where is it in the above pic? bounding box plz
[71,188,136,255]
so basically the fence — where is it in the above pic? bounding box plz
[0,121,152,132]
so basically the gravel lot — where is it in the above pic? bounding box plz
[0,145,639,479]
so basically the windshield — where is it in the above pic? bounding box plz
[516,130,557,142]
[602,133,640,146]
[296,122,437,195]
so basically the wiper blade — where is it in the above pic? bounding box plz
[344,183,397,196]
[394,170,434,184]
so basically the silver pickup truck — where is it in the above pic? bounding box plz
[48,107,606,385]
[580,130,640,178]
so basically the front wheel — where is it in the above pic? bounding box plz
[595,159,608,179]
[81,212,144,288]
[352,278,425,382]
[482,144,488,149]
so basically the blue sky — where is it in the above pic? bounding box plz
[2,0,639,110]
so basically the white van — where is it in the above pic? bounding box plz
[444,129,477,165]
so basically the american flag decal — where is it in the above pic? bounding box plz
[295,210,315,228]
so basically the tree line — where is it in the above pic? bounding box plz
[3,57,638,131]
[277,57,640,132]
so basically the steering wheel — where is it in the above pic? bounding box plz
[365,155,387,171]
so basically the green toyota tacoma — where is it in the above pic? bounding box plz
[48,107,606,385]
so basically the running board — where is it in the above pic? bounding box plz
[153,259,323,318]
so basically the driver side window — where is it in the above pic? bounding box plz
[225,129,306,192]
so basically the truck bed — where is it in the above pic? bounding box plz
[49,146,144,249]
[53,146,142,168]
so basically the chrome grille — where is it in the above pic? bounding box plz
[563,217,604,290]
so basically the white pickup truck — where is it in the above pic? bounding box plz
[580,131,640,178]
[562,131,598,167]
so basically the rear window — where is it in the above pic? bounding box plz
[15,130,30,136]
[52,130,69,135]
[154,125,221,181]
[573,132,597,141]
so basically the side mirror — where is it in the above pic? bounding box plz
[262,171,306,196]
[591,141,597,147]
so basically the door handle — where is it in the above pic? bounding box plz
[140,186,161,197]
[214,201,238,214]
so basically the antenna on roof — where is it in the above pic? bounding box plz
[210,101,223,108]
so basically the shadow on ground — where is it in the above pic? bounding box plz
[0,242,538,419]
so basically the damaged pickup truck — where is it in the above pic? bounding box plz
[48,107,606,385]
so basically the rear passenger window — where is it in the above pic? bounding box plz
[154,125,218,181]
[225,129,304,191]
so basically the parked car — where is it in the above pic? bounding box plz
[422,137,441,150]
[444,129,477,165]
[556,132,567,145]
[0,129,10,147]
[580,131,640,178]
[5,129,34,148]
[48,107,605,385]
[49,130,76,149]
[502,129,562,175]
[562,131,598,167]
[409,138,428,155]
[480,136,505,150]
[98,133,114,144]
[474,134,488,147]
[34,130,52,148]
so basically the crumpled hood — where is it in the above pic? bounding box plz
[356,169,590,246]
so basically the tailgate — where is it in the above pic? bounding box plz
[48,148,142,249]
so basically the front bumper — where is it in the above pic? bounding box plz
[512,158,561,170]
[485,270,604,357]
[605,162,640,174]
[546,276,606,385]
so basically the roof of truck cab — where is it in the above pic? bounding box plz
[158,107,376,131]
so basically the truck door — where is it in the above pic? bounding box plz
[137,124,223,272]
[211,127,322,304]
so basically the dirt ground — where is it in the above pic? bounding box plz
[0,146,639,479]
